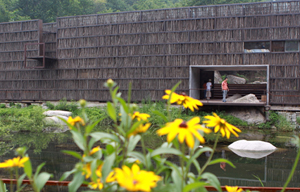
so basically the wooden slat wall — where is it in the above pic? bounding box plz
[0,1,300,104]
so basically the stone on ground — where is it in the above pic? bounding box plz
[227,75,246,84]
[232,94,259,103]
[43,110,72,117]
[226,94,242,102]
[227,107,265,124]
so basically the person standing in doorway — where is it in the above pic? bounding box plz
[206,79,212,100]
[202,81,207,99]
[222,77,229,102]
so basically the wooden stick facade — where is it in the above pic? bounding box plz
[0,1,299,105]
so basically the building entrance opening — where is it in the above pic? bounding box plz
[189,65,269,105]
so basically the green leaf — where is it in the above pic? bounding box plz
[88,137,97,151]
[106,144,115,155]
[90,132,120,143]
[186,147,213,173]
[127,135,141,152]
[60,169,76,181]
[183,182,207,192]
[170,164,182,192]
[23,157,32,178]
[0,180,7,192]
[85,117,106,134]
[208,158,235,168]
[36,172,52,191]
[17,173,27,189]
[117,97,129,113]
[201,172,222,192]
[71,130,86,150]
[107,102,116,122]
[34,162,46,178]
[151,147,183,157]
[62,150,82,160]
[128,151,145,163]
[90,160,98,182]
[152,110,168,123]
[68,171,84,192]
[102,153,116,181]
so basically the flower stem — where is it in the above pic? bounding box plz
[180,143,185,191]
[15,168,19,191]
[9,170,13,192]
[281,147,300,192]
[199,134,219,175]
[141,136,148,169]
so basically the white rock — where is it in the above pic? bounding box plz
[43,110,72,117]
[214,71,222,83]
[226,94,242,102]
[232,94,259,103]
[228,140,276,159]
[44,115,68,125]
[227,75,246,84]
[227,107,265,124]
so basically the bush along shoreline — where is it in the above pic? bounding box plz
[0,79,299,192]
[0,99,297,135]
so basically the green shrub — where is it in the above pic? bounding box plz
[0,104,6,108]
[45,101,55,110]
[0,106,46,133]
[297,117,300,125]
[258,111,293,131]
[54,98,79,114]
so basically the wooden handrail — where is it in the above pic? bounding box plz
[1,179,300,191]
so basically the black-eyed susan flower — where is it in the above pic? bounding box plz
[0,156,29,168]
[89,146,101,155]
[67,116,85,127]
[106,171,117,183]
[82,163,102,179]
[162,90,203,111]
[132,112,150,121]
[225,185,243,192]
[203,112,241,139]
[156,117,211,148]
[82,146,101,159]
[113,164,161,191]
[88,178,103,190]
[128,123,151,137]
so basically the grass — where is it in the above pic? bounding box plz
[258,111,294,131]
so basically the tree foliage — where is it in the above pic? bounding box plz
[0,0,263,23]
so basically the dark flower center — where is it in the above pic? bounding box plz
[133,180,138,185]
[179,121,188,128]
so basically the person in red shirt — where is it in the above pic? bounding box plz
[221,77,229,102]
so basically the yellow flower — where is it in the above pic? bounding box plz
[132,112,150,121]
[128,123,151,137]
[82,146,101,159]
[90,146,101,155]
[225,186,243,192]
[106,171,117,183]
[88,178,103,190]
[67,116,85,127]
[162,90,203,111]
[0,156,29,168]
[203,113,241,139]
[156,117,211,148]
[82,163,102,179]
[113,164,161,191]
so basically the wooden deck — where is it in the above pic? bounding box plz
[200,99,267,106]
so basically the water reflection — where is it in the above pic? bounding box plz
[0,132,299,189]
[197,147,300,187]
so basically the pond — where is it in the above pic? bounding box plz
[0,130,299,191]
